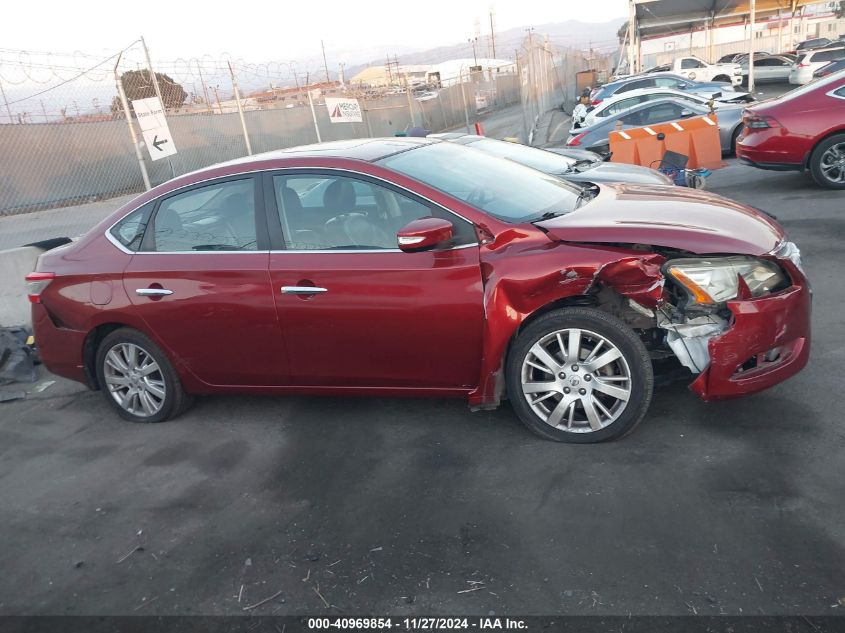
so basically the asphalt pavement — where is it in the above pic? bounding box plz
[1,95,844,617]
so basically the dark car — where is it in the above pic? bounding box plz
[795,37,833,52]
[429,134,672,185]
[813,58,845,78]
[590,73,736,106]
[27,138,810,443]
[565,98,745,157]
[737,69,845,187]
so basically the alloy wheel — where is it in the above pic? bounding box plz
[520,328,632,433]
[103,342,166,417]
[820,142,845,184]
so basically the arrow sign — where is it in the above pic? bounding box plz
[132,97,178,161]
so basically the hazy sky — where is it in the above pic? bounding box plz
[6,0,627,63]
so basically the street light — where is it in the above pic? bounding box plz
[468,37,479,67]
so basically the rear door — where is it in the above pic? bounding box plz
[264,170,484,389]
[123,175,288,386]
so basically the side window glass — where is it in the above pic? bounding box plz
[149,179,257,252]
[110,202,153,251]
[273,174,476,250]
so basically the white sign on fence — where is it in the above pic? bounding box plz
[132,96,178,160]
[325,97,363,123]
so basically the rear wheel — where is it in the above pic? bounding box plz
[506,308,653,443]
[809,134,845,189]
[730,126,742,155]
[713,74,731,83]
[95,328,192,423]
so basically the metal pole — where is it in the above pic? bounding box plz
[115,54,151,191]
[196,60,212,113]
[490,10,497,58]
[627,0,636,74]
[307,89,322,143]
[748,0,756,93]
[321,40,330,83]
[0,77,13,124]
[404,74,416,127]
[459,69,471,134]
[141,37,174,177]
[363,106,374,137]
[227,61,253,155]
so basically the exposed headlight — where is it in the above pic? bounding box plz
[665,256,787,305]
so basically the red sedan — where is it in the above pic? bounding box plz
[27,138,811,443]
[737,69,845,187]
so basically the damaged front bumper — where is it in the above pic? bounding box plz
[686,260,811,401]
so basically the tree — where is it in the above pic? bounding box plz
[617,22,629,44]
[110,70,187,115]
[837,1,845,19]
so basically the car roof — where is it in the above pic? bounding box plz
[585,97,701,129]
[214,137,435,168]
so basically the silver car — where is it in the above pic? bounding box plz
[741,55,795,84]
[563,97,744,158]
[428,133,673,186]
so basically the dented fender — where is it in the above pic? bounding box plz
[468,228,666,407]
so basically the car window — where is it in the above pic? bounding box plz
[378,142,582,223]
[680,58,703,69]
[813,49,845,63]
[832,86,845,98]
[148,179,257,252]
[639,102,690,125]
[604,96,644,116]
[654,77,683,88]
[273,173,476,250]
[110,202,153,251]
[618,78,654,93]
[465,138,577,173]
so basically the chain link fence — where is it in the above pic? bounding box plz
[0,42,520,223]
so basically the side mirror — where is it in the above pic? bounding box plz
[397,217,453,252]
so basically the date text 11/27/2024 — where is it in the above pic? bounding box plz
[307,618,528,630]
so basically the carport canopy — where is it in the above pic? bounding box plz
[633,0,817,39]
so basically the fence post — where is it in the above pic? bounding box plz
[227,61,253,155]
[363,105,374,137]
[114,54,151,191]
[459,70,471,134]
[403,74,417,127]
[141,36,175,177]
[307,89,322,143]
[0,77,13,124]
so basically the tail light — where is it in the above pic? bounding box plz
[591,99,603,106]
[567,132,586,147]
[25,272,54,303]
[745,115,781,129]
[797,61,810,68]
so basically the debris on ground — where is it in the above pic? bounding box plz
[0,327,38,385]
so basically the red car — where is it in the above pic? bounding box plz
[26,138,811,443]
[737,69,845,188]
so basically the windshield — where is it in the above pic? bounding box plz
[465,138,577,174]
[378,142,582,223]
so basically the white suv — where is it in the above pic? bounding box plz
[790,46,845,84]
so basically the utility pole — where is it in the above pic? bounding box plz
[489,8,497,58]
[627,0,637,74]
[196,59,211,113]
[0,77,14,124]
[321,40,330,83]
[468,36,479,67]
[403,73,416,127]
[339,62,346,88]
[114,52,151,190]
[228,61,252,155]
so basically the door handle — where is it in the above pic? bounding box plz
[281,286,328,295]
[136,288,174,297]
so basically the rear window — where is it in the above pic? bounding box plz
[110,202,153,251]
[812,48,845,63]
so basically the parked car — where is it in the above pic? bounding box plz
[813,58,845,78]
[717,52,770,64]
[737,69,845,188]
[572,86,752,133]
[741,54,795,84]
[25,137,810,443]
[565,97,745,157]
[789,46,845,84]
[794,37,834,53]
[641,56,743,85]
[589,73,736,106]
[429,133,673,185]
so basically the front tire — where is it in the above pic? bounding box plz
[96,328,192,423]
[506,308,653,443]
[809,134,845,189]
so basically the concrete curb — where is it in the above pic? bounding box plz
[0,246,44,327]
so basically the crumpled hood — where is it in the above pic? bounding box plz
[538,182,784,256]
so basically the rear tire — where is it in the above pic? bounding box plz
[506,308,654,443]
[95,328,192,423]
[809,134,845,189]
[713,74,731,83]
[730,126,742,155]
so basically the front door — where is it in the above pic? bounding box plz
[265,171,484,389]
[124,175,288,386]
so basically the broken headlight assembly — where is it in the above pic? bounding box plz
[664,256,788,306]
